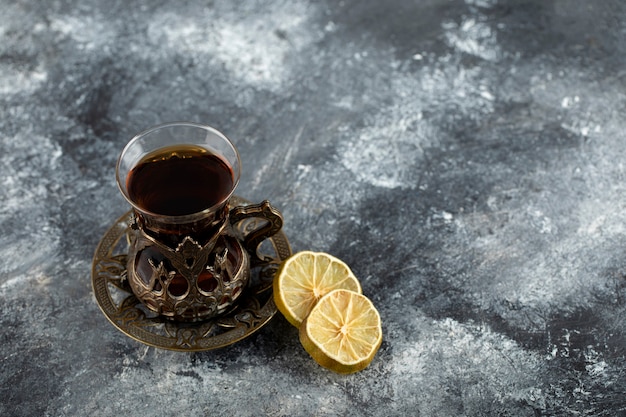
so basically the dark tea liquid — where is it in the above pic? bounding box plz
[126,145,234,216]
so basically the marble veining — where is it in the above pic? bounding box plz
[2,0,626,415]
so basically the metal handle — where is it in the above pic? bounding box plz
[229,200,283,265]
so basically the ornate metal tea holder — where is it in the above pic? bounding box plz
[91,196,292,352]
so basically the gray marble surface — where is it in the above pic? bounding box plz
[2,0,626,415]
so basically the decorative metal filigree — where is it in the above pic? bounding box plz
[127,224,250,321]
[91,197,292,352]
[124,199,283,322]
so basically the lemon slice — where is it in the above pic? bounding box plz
[273,251,362,327]
[299,289,382,374]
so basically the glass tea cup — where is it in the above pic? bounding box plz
[116,122,283,322]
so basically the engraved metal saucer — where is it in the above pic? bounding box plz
[91,196,292,351]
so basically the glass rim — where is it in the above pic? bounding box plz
[115,121,242,221]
